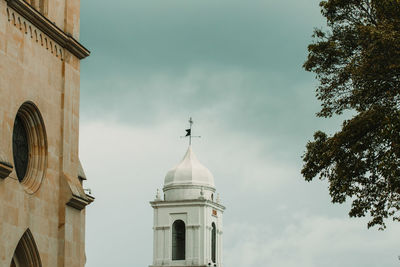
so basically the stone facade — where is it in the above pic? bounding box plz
[0,0,93,266]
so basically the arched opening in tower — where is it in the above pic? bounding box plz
[172,220,186,260]
[212,222,216,263]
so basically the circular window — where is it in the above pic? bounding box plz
[12,102,48,194]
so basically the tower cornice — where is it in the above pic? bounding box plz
[150,199,226,211]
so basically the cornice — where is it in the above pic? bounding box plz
[150,199,226,211]
[163,184,216,192]
[6,0,90,59]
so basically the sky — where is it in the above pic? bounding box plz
[78,0,400,266]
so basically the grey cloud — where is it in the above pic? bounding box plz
[80,121,400,267]
[76,1,391,267]
[224,217,400,267]
[80,66,342,164]
[79,0,330,158]
[80,0,323,75]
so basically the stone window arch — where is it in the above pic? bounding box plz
[10,229,42,267]
[12,102,47,194]
[172,220,185,260]
[211,222,216,263]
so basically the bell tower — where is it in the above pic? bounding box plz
[0,0,93,266]
[150,145,225,267]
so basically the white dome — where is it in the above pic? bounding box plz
[164,146,215,189]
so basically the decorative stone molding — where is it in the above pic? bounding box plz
[13,229,42,267]
[64,172,94,210]
[163,184,216,191]
[5,0,90,60]
[13,102,48,194]
[150,199,226,212]
[6,6,64,60]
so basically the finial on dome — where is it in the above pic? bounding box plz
[181,117,201,146]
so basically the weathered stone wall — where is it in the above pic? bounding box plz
[0,0,91,266]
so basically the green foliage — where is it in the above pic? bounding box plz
[302,0,400,229]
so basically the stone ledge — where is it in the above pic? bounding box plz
[150,199,226,211]
[64,172,95,210]
[67,193,94,210]
[5,0,90,59]
[0,162,13,179]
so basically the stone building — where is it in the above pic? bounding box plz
[150,146,225,267]
[0,0,93,266]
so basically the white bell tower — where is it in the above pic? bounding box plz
[150,144,225,267]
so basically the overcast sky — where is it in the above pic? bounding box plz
[78,0,400,266]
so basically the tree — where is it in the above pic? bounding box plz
[302,0,400,229]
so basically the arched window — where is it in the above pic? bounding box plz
[211,222,216,263]
[10,229,42,267]
[172,220,185,260]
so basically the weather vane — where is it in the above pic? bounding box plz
[181,117,201,145]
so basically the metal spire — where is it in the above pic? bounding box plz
[181,117,201,145]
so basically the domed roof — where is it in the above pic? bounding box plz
[164,146,215,189]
